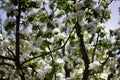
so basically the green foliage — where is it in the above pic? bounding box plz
[0,0,120,80]
[0,70,5,77]
[30,51,38,57]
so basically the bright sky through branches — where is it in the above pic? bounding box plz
[106,0,120,30]
[0,0,120,30]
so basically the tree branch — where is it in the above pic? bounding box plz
[21,52,50,66]
[89,34,95,44]
[92,30,100,62]
[47,45,56,80]
[0,55,15,61]
[15,0,26,80]
[7,48,15,57]
[75,21,90,80]
[0,62,14,68]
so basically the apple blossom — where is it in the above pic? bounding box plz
[89,61,101,70]
[100,72,109,80]
[56,73,65,79]
[44,64,52,73]
[0,0,118,80]
[1,39,10,48]
[75,0,85,10]
[53,28,61,34]
[56,58,65,64]
[54,33,68,40]
[36,69,46,79]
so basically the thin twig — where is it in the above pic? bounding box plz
[47,45,57,80]
[92,30,100,62]
[7,48,15,57]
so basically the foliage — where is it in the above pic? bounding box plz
[0,0,120,80]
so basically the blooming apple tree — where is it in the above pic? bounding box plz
[0,0,120,80]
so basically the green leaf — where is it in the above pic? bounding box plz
[70,41,76,47]
[0,70,5,76]
[39,15,48,23]
[7,10,14,17]
[36,30,44,39]
[28,16,34,22]
[56,39,64,46]
[32,25,39,30]
[5,22,15,31]
[16,69,22,75]
[43,40,51,46]
[43,32,52,38]
[20,33,29,40]
[45,71,54,80]
[30,51,38,57]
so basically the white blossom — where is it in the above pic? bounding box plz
[67,61,73,69]
[105,8,111,15]
[56,58,65,64]
[63,56,69,61]
[89,61,101,70]
[33,47,41,52]
[56,73,64,78]
[44,64,52,73]
[1,39,10,48]
[27,8,40,15]
[20,40,33,54]
[53,28,60,34]
[95,7,104,16]
[71,56,77,60]
[54,33,67,40]
[68,1,74,4]
[75,10,85,20]
[3,4,15,13]
[87,22,97,33]
[100,72,109,80]
[19,28,32,37]
[75,58,83,63]
[35,37,43,47]
[75,0,85,10]
[36,69,46,79]
[117,29,120,37]
[78,68,83,74]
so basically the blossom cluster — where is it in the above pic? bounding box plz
[0,0,119,80]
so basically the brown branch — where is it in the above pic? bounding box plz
[92,30,100,62]
[89,34,95,44]
[0,78,7,80]
[47,45,56,80]
[21,52,50,66]
[0,55,15,61]
[0,62,14,68]
[7,48,15,57]
[15,0,25,80]
[75,21,90,80]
